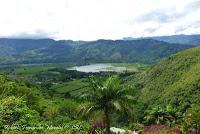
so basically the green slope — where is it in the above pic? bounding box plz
[138,46,200,110]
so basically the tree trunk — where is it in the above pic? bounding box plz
[104,108,110,134]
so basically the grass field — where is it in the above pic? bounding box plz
[111,63,149,72]
[0,63,75,75]
[51,78,90,98]
[52,78,88,93]
[14,66,54,75]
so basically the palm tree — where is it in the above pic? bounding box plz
[78,76,134,134]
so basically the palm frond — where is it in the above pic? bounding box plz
[116,88,127,95]
[76,76,136,121]
[78,103,98,117]
[104,77,121,90]
[124,95,135,101]
[112,101,122,111]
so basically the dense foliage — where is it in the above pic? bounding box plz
[138,46,200,109]
[0,72,93,133]
[0,66,136,133]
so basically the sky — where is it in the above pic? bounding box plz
[0,0,199,40]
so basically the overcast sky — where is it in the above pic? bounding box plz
[0,0,199,40]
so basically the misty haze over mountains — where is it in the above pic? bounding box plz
[123,34,200,46]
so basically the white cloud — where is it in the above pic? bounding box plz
[0,0,199,40]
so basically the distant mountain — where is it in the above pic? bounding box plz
[0,38,54,56]
[71,39,191,64]
[0,38,192,65]
[0,38,88,56]
[152,34,200,46]
[123,34,200,46]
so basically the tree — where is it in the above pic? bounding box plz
[78,76,134,134]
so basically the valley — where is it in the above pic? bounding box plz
[0,37,199,133]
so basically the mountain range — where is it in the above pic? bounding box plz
[0,37,193,65]
[1,34,200,65]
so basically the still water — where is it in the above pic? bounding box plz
[68,64,126,73]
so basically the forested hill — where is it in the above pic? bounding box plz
[0,38,191,65]
[138,46,200,111]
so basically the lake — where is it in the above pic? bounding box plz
[68,64,126,73]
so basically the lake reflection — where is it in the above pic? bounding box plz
[68,64,126,73]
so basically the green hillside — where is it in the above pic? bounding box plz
[138,46,200,111]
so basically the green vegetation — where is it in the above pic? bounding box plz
[0,73,91,133]
[0,46,200,133]
[0,63,140,133]
[52,78,87,94]
[138,46,200,109]
[130,46,200,133]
